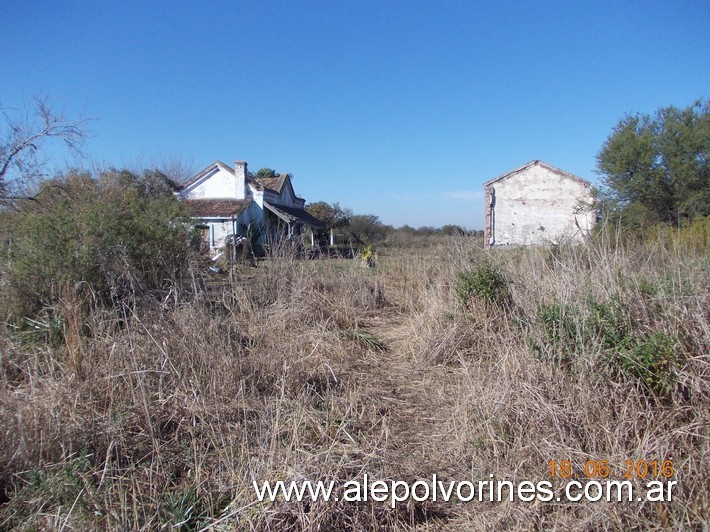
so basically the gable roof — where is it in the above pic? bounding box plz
[484,160,591,188]
[180,161,306,203]
[183,198,251,217]
[177,160,234,191]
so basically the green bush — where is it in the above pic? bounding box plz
[618,332,679,395]
[1,453,93,527]
[584,295,632,350]
[1,169,193,320]
[533,297,632,363]
[532,293,679,395]
[456,261,511,308]
[161,485,215,530]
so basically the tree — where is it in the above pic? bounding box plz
[345,214,388,245]
[596,99,709,227]
[440,224,467,236]
[1,98,86,200]
[305,201,350,231]
[251,167,294,182]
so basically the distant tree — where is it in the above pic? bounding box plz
[440,224,466,236]
[1,97,86,200]
[305,201,350,231]
[346,214,388,245]
[596,99,709,227]
[252,168,279,180]
[397,224,417,234]
[414,226,437,236]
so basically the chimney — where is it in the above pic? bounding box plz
[234,160,247,199]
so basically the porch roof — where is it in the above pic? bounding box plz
[264,202,325,228]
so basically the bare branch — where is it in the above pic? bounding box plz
[0,97,88,198]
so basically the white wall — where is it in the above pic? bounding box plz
[257,180,302,208]
[183,166,239,199]
[490,166,594,246]
[201,202,263,251]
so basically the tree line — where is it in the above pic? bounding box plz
[304,200,481,246]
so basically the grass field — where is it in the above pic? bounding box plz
[0,233,707,529]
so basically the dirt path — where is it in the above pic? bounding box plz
[353,309,461,481]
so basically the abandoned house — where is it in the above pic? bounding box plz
[176,160,323,254]
[484,160,596,247]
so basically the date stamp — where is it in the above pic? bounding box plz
[549,459,675,480]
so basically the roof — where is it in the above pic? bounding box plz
[484,160,591,188]
[180,161,306,202]
[183,199,251,217]
[251,173,288,193]
[264,202,325,228]
[177,160,233,190]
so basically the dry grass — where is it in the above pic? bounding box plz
[0,234,708,530]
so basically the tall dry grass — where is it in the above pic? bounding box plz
[0,233,707,529]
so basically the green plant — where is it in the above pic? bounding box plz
[584,295,632,350]
[456,261,510,307]
[359,244,378,268]
[617,332,679,395]
[341,329,387,351]
[532,295,635,369]
[2,169,192,320]
[17,310,66,347]
[1,453,93,527]
[161,485,211,531]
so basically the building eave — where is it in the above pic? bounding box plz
[484,160,591,188]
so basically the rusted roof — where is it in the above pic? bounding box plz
[183,199,250,217]
[484,160,591,188]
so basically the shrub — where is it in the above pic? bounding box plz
[1,169,193,320]
[617,332,679,395]
[532,293,680,396]
[456,261,510,307]
[1,453,93,528]
[584,295,632,350]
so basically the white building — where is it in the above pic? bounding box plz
[176,160,323,254]
[484,160,596,247]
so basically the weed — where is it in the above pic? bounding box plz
[359,244,378,268]
[161,485,212,531]
[534,303,581,362]
[1,453,93,527]
[455,260,511,307]
[341,329,387,351]
[617,332,679,395]
[585,295,632,351]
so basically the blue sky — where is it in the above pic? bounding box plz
[2,1,708,229]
